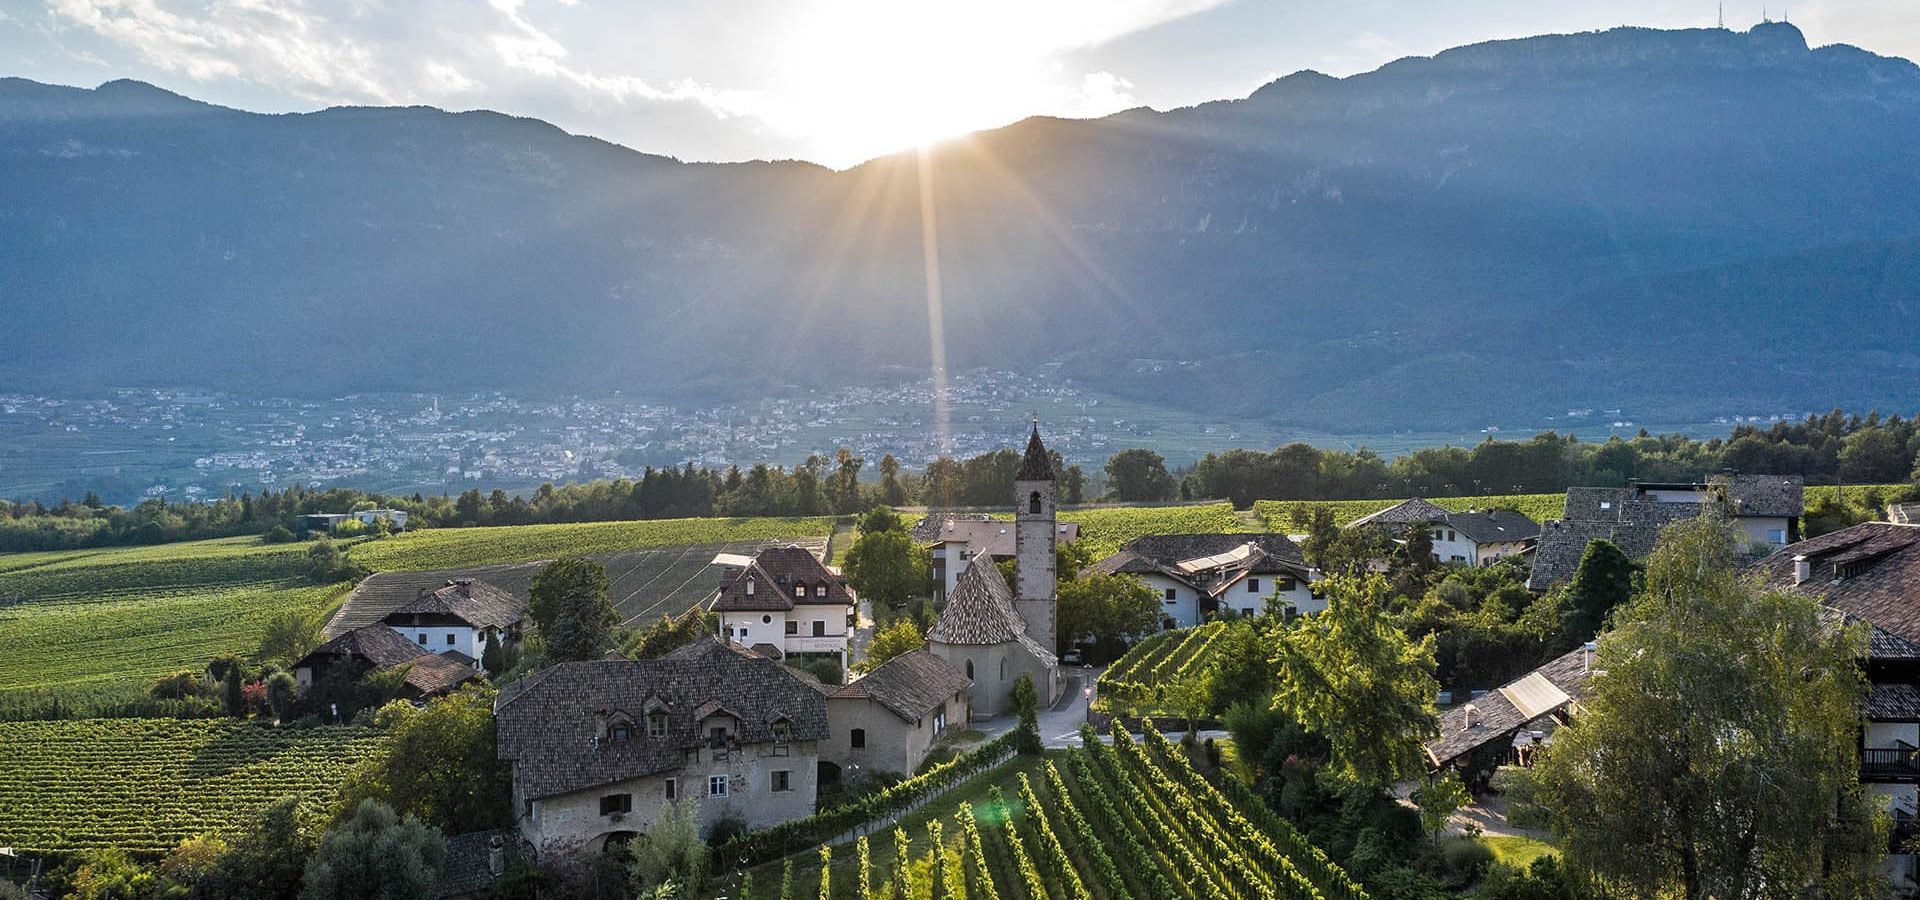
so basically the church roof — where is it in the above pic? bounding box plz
[926,556,1058,665]
[1015,423,1054,481]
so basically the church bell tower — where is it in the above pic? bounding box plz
[1013,420,1057,653]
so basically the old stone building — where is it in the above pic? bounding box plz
[820,649,972,778]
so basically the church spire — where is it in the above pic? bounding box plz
[1015,420,1054,481]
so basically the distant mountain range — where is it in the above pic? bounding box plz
[5,22,1919,431]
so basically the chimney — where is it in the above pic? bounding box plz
[1462,704,1478,730]
[487,835,506,877]
[1582,641,1598,674]
[1793,555,1811,585]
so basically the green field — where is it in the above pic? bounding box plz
[349,515,839,571]
[954,503,1251,559]
[719,725,1364,900]
[0,718,382,853]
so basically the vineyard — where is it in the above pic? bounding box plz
[723,724,1365,900]
[0,718,382,853]
[348,515,839,572]
[1094,622,1239,716]
[1059,504,1250,559]
[1252,484,1907,532]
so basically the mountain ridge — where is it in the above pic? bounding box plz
[5,23,1919,430]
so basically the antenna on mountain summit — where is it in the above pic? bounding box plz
[1717,1,1724,28]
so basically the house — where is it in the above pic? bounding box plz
[1890,503,1920,526]
[1092,533,1318,629]
[709,545,856,670]
[818,649,972,779]
[1347,499,1540,567]
[1425,644,1595,774]
[916,516,1080,602]
[925,424,1066,717]
[434,830,526,899]
[298,508,408,535]
[291,625,480,698]
[1527,475,1804,589]
[494,638,827,854]
[379,578,523,672]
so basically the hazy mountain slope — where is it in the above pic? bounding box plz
[4,22,1918,428]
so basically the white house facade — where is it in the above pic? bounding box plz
[1093,533,1320,631]
[710,545,856,669]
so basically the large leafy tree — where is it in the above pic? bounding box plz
[1269,574,1437,789]
[1555,538,1636,645]
[1103,449,1177,502]
[341,686,512,832]
[1057,573,1159,660]
[529,557,616,662]
[301,800,444,900]
[1529,514,1884,899]
[194,798,315,900]
[841,512,927,612]
[855,618,924,673]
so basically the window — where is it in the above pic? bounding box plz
[813,620,826,637]
[710,726,729,746]
[1164,587,1177,602]
[664,778,676,800]
[934,710,947,733]
[1769,529,1787,545]
[851,728,866,749]
[965,660,974,679]
[999,658,1007,681]
[785,620,798,635]
[708,775,729,798]
[793,583,805,598]
[772,720,792,742]
[524,799,534,820]
[1246,578,1260,593]
[1029,491,1042,514]
[1447,530,1456,542]
[772,770,792,792]
[762,614,772,624]
[445,633,456,645]
[1276,577,1297,592]
[416,634,427,644]
[648,712,667,737]
[815,584,828,597]
[610,722,633,743]
[599,793,632,816]
[1241,608,1254,617]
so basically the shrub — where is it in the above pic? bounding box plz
[1440,837,1495,881]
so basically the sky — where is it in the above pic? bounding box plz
[4,0,1920,168]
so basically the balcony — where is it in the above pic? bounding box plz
[1861,746,1920,782]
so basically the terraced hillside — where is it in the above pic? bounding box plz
[720,724,1364,900]
[0,718,381,853]
[1095,622,1240,716]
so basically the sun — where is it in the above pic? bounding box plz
[768,1,1050,167]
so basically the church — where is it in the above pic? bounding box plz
[925,423,1066,717]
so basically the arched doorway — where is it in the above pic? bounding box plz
[818,760,842,786]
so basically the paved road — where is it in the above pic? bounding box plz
[971,666,1100,748]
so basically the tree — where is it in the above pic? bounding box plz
[301,800,444,900]
[1555,539,1635,645]
[628,800,709,894]
[306,539,355,584]
[342,686,512,832]
[1009,673,1041,754]
[266,672,298,722]
[194,798,314,900]
[841,528,926,612]
[623,610,709,659]
[1056,573,1159,660]
[1528,514,1885,899]
[1103,449,1176,502]
[1270,574,1438,789]
[855,619,923,673]
[257,611,321,665]
[858,505,903,534]
[877,454,909,507]
[1061,465,1087,504]
[223,666,245,717]
[1412,770,1470,845]
[529,557,616,662]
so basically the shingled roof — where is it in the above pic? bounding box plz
[495,639,828,801]
[711,545,853,612]
[925,558,1057,665]
[1092,533,1312,600]
[830,649,972,722]
[1015,424,1054,481]
[914,518,1081,557]
[1349,498,1454,528]
[1529,476,1806,590]
[1755,523,1920,644]
[385,579,523,630]
[1442,509,1542,544]
[293,625,479,696]
[1427,646,1594,769]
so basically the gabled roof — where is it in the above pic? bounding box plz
[1756,523,1920,644]
[1529,475,1805,590]
[1015,423,1054,481]
[925,558,1057,666]
[1349,498,1453,528]
[386,579,523,630]
[830,650,972,722]
[1427,646,1592,769]
[710,545,852,612]
[1442,509,1542,544]
[494,639,828,801]
[299,624,433,669]
[402,654,483,696]
[1092,534,1312,600]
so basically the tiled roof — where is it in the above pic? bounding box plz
[1427,646,1593,769]
[1888,503,1920,526]
[1868,683,1920,722]
[1015,424,1054,481]
[299,624,435,669]
[1529,475,1806,590]
[1349,498,1454,528]
[917,518,1080,558]
[925,558,1057,665]
[1441,510,1542,544]
[386,579,523,630]
[1717,474,1805,518]
[831,649,971,722]
[402,654,482,696]
[711,546,852,612]
[1092,533,1312,600]
[494,639,827,801]
[328,563,543,637]
[435,829,526,899]
[911,514,993,542]
[1754,523,1920,644]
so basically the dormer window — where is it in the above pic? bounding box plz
[814,583,828,598]
[610,722,633,743]
[772,719,793,742]
[794,583,805,598]
[647,711,667,738]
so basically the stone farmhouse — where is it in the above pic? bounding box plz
[1092,533,1318,629]
[378,578,523,670]
[494,639,827,854]
[291,623,479,699]
[1527,475,1804,589]
[819,649,972,779]
[925,424,1066,717]
[709,545,856,669]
